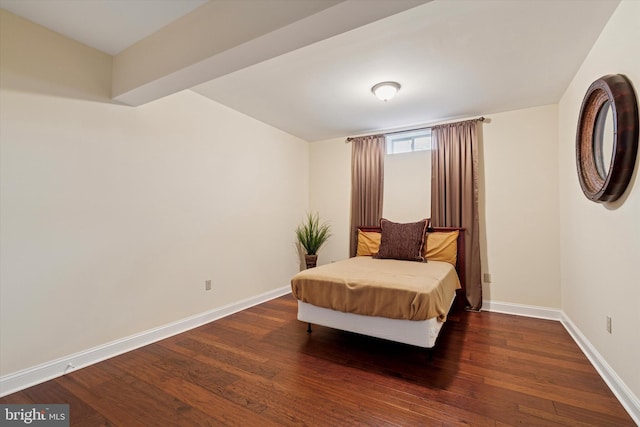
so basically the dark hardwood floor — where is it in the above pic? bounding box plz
[1,294,634,426]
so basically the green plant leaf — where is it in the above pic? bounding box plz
[295,212,332,255]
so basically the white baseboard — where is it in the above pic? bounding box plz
[483,299,639,425]
[0,286,292,398]
[482,299,562,320]
[560,313,640,425]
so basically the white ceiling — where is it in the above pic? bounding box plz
[0,0,207,55]
[0,0,620,141]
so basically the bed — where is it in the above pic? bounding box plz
[291,222,466,348]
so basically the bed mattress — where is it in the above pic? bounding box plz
[291,256,461,322]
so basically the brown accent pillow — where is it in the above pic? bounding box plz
[374,218,428,262]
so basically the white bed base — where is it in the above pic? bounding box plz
[297,295,455,349]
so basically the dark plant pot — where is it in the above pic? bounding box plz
[304,254,318,269]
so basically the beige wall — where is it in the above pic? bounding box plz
[558,0,640,399]
[308,137,351,264]
[383,149,431,224]
[0,10,309,376]
[481,105,560,306]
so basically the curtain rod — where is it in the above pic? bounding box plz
[345,116,485,142]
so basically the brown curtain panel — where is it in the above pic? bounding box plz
[431,119,482,310]
[350,135,385,257]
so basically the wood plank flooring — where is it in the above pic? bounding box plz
[1,294,634,426]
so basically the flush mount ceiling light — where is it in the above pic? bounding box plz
[371,81,401,102]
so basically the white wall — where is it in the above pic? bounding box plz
[0,10,309,376]
[558,0,640,400]
[309,105,561,309]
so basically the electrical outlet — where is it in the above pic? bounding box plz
[483,273,492,283]
[606,316,612,333]
[205,280,212,291]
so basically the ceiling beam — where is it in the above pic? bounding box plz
[112,0,430,106]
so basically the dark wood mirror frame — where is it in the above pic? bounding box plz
[576,74,639,203]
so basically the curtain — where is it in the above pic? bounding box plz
[350,135,385,257]
[431,119,482,310]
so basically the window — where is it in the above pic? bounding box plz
[386,129,431,154]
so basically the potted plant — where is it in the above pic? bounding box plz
[295,212,331,268]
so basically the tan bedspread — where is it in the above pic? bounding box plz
[291,257,461,322]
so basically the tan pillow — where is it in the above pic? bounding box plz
[424,231,459,265]
[374,218,428,262]
[356,230,381,256]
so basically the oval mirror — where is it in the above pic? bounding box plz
[576,74,639,203]
[593,100,614,179]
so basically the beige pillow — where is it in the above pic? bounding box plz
[424,230,459,265]
[356,230,381,256]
